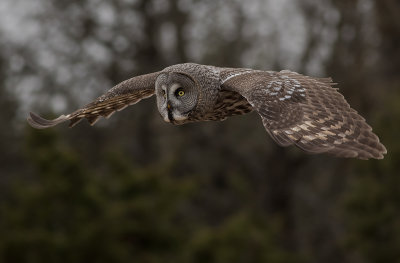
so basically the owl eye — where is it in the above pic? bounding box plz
[161,89,166,98]
[175,88,185,97]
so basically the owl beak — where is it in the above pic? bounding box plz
[166,102,174,123]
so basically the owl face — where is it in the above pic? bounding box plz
[155,72,198,124]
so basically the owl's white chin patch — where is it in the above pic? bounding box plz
[162,112,188,123]
[172,113,188,121]
[163,115,170,123]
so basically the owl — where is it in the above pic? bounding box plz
[28,63,387,159]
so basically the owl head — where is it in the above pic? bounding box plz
[155,72,199,124]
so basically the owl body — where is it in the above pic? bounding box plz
[27,63,387,159]
[155,63,253,124]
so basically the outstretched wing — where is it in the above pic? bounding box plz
[27,72,159,129]
[220,68,387,159]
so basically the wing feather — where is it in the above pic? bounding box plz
[27,72,159,129]
[221,68,386,159]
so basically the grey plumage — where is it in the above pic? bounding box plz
[27,63,387,159]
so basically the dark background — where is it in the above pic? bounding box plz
[0,0,399,262]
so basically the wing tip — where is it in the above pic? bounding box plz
[347,141,387,160]
[27,112,68,129]
[371,146,387,160]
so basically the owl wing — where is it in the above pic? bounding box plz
[27,72,159,129]
[220,69,387,159]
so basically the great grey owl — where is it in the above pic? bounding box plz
[27,63,387,159]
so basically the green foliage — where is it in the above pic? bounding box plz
[343,172,400,262]
[0,129,302,263]
[184,213,303,263]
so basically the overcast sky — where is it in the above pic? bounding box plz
[0,0,338,117]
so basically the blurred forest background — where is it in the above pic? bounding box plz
[0,0,399,262]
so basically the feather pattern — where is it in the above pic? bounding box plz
[27,72,159,128]
[192,90,253,122]
[221,68,387,159]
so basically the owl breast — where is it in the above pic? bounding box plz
[192,90,253,122]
